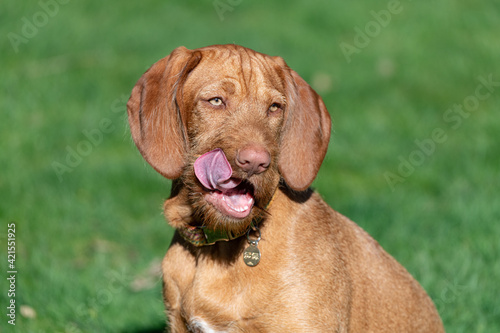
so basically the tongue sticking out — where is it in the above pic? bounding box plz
[194,148,241,190]
[194,148,254,219]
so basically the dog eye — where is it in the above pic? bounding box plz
[208,97,223,106]
[269,103,281,113]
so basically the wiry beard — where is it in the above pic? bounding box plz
[181,161,280,235]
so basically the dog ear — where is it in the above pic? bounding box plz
[127,47,202,179]
[279,69,332,191]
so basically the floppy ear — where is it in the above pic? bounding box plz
[279,69,332,191]
[127,46,201,179]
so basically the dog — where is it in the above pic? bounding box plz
[127,44,444,332]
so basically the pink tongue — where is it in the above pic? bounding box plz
[194,149,241,191]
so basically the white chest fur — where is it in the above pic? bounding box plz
[187,318,227,333]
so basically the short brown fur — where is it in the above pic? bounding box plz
[127,44,444,332]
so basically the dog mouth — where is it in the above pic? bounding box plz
[203,180,255,219]
[194,148,255,219]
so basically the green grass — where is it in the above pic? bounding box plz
[1,0,499,331]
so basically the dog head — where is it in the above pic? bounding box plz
[127,44,331,233]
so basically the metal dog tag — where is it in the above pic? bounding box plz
[243,244,261,267]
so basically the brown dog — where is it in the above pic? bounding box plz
[127,44,444,332]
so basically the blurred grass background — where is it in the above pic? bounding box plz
[1,0,499,331]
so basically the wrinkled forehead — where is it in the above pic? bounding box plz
[183,47,287,98]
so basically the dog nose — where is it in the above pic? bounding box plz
[236,144,271,176]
